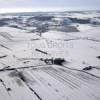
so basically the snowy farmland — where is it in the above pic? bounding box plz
[0,11,100,100]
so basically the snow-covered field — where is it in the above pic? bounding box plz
[0,11,100,100]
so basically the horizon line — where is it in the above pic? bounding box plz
[0,8,100,14]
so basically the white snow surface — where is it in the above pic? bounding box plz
[0,24,100,100]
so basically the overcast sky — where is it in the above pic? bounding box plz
[0,0,100,13]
